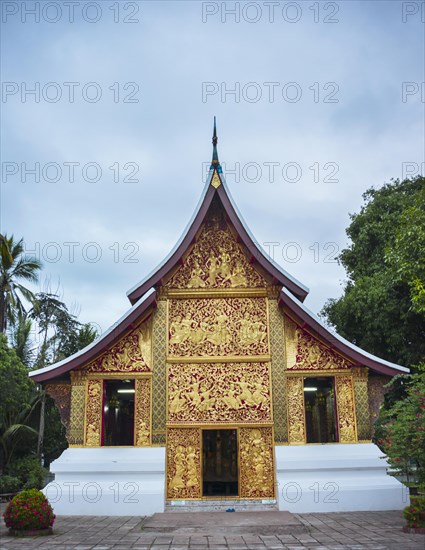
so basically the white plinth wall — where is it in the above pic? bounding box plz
[43,447,166,516]
[44,444,408,515]
[275,443,409,512]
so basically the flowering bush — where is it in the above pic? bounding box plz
[403,496,425,528]
[3,489,55,531]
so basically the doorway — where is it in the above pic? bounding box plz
[202,429,238,497]
[304,377,338,443]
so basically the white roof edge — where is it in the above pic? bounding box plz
[281,287,409,373]
[29,288,156,378]
[126,172,214,298]
[220,174,310,294]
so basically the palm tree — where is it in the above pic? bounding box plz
[0,234,42,333]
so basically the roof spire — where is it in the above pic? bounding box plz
[210,116,222,173]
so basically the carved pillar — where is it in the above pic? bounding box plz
[352,367,371,441]
[134,377,152,446]
[45,383,71,439]
[287,376,306,444]
[84,379,103,447]
[239,427,275,498]
[152,299,167,444]
[166,427,202,499]
[335,374,357,443]
[269,298,288,443]
[69,371,87,446]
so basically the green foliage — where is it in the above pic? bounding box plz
[6,456,47,490]
[42,397,68,466]
[403,496,425,528]
[0,475,21,494]
[3,489,55,531]
[321,176,425,367]
[0,234,42,333]
[374,367,425,484]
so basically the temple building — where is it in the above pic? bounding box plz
[30,123,408,515]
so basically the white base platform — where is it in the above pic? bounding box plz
[275,443,409,512]
[43,447,166,516]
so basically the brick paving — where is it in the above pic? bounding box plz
[0,511,424,549]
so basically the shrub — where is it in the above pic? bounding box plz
[6,456,47,490]
[0,475,21,494]
[403,496,425,528]
[3,489,55,531]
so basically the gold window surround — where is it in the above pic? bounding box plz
[81,373,152,448]
[166,425,275,501]
[286,370,358,445]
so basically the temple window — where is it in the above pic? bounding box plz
[304,377,337,444]
[103,379,135,446]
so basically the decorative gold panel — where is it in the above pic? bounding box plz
[335,375,357,443]
[45,383,71,439]
[269,299,288,443]
[168,297,269,358]
[167,363,272,424]
[69,371,86,445]
[135,378,151,446]
[85,317,152,373]
[166,217,266,289]
[290,327,352,370]
[287,376,306,444]
[84,379,103,447]
[352,368,371,441]
[167,428,202,499]
[239,427,275,499]
[152,300,167,444]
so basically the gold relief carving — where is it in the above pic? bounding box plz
[287,377,306,444]
[291,328,352,370]
[269,300,288,443]
[167,363,271,424]
[167,428,201,499]
[69,371,86,445]
[353,371,371,441]
[135,378,151,446]
[168,298,269,358]
[211,171,221,188]
[45,383,71,439]
[335,375,357,443]
[239,427,275,499]
[152,301,167,445]
[166,220,266,290]
[85,380,103,447]
[86,317,152,373]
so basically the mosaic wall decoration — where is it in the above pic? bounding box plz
[45,383,71,439]
[269,299,288,443]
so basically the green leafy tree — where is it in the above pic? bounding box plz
[0,235,42,333]
[374,366,425,485]
[8,315,35,367]
[321,176,425,367]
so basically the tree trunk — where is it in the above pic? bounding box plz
[0,291,6,333]
[37,390,46,464]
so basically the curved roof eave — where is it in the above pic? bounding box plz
[29,288,157,383]
[279,287,409,376]
[127,170,309,304]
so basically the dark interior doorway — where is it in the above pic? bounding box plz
[202,429,238,497]
[103,379,135,446]
[304,377,337,443]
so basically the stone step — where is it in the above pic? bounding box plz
[165,499,279,513]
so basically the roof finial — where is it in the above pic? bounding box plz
[210,116,221,172]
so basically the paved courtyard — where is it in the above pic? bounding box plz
[0,511,424,549]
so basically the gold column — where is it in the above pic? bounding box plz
[335,374,357,443]
[287,376,306,444]
[134,377,152,446]
[152,299,167,444]
[84,379,103,446]
[352,367,371,442]
[268,298,288,443]
[69,371,87,446]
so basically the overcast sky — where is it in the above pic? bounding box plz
[1,0,424,339]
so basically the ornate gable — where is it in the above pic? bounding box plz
[84,316,152,373]
[165,201,267,290]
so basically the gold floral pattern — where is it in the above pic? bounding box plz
[335,375,357,443]
[85,379,103,446]
[290,328,352,370]
[167,428,202,499]
[135,378,151,446]
[168,298,269,358]
[167,363,271,424]
[287,377,306,444]
[239,427,275,499]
